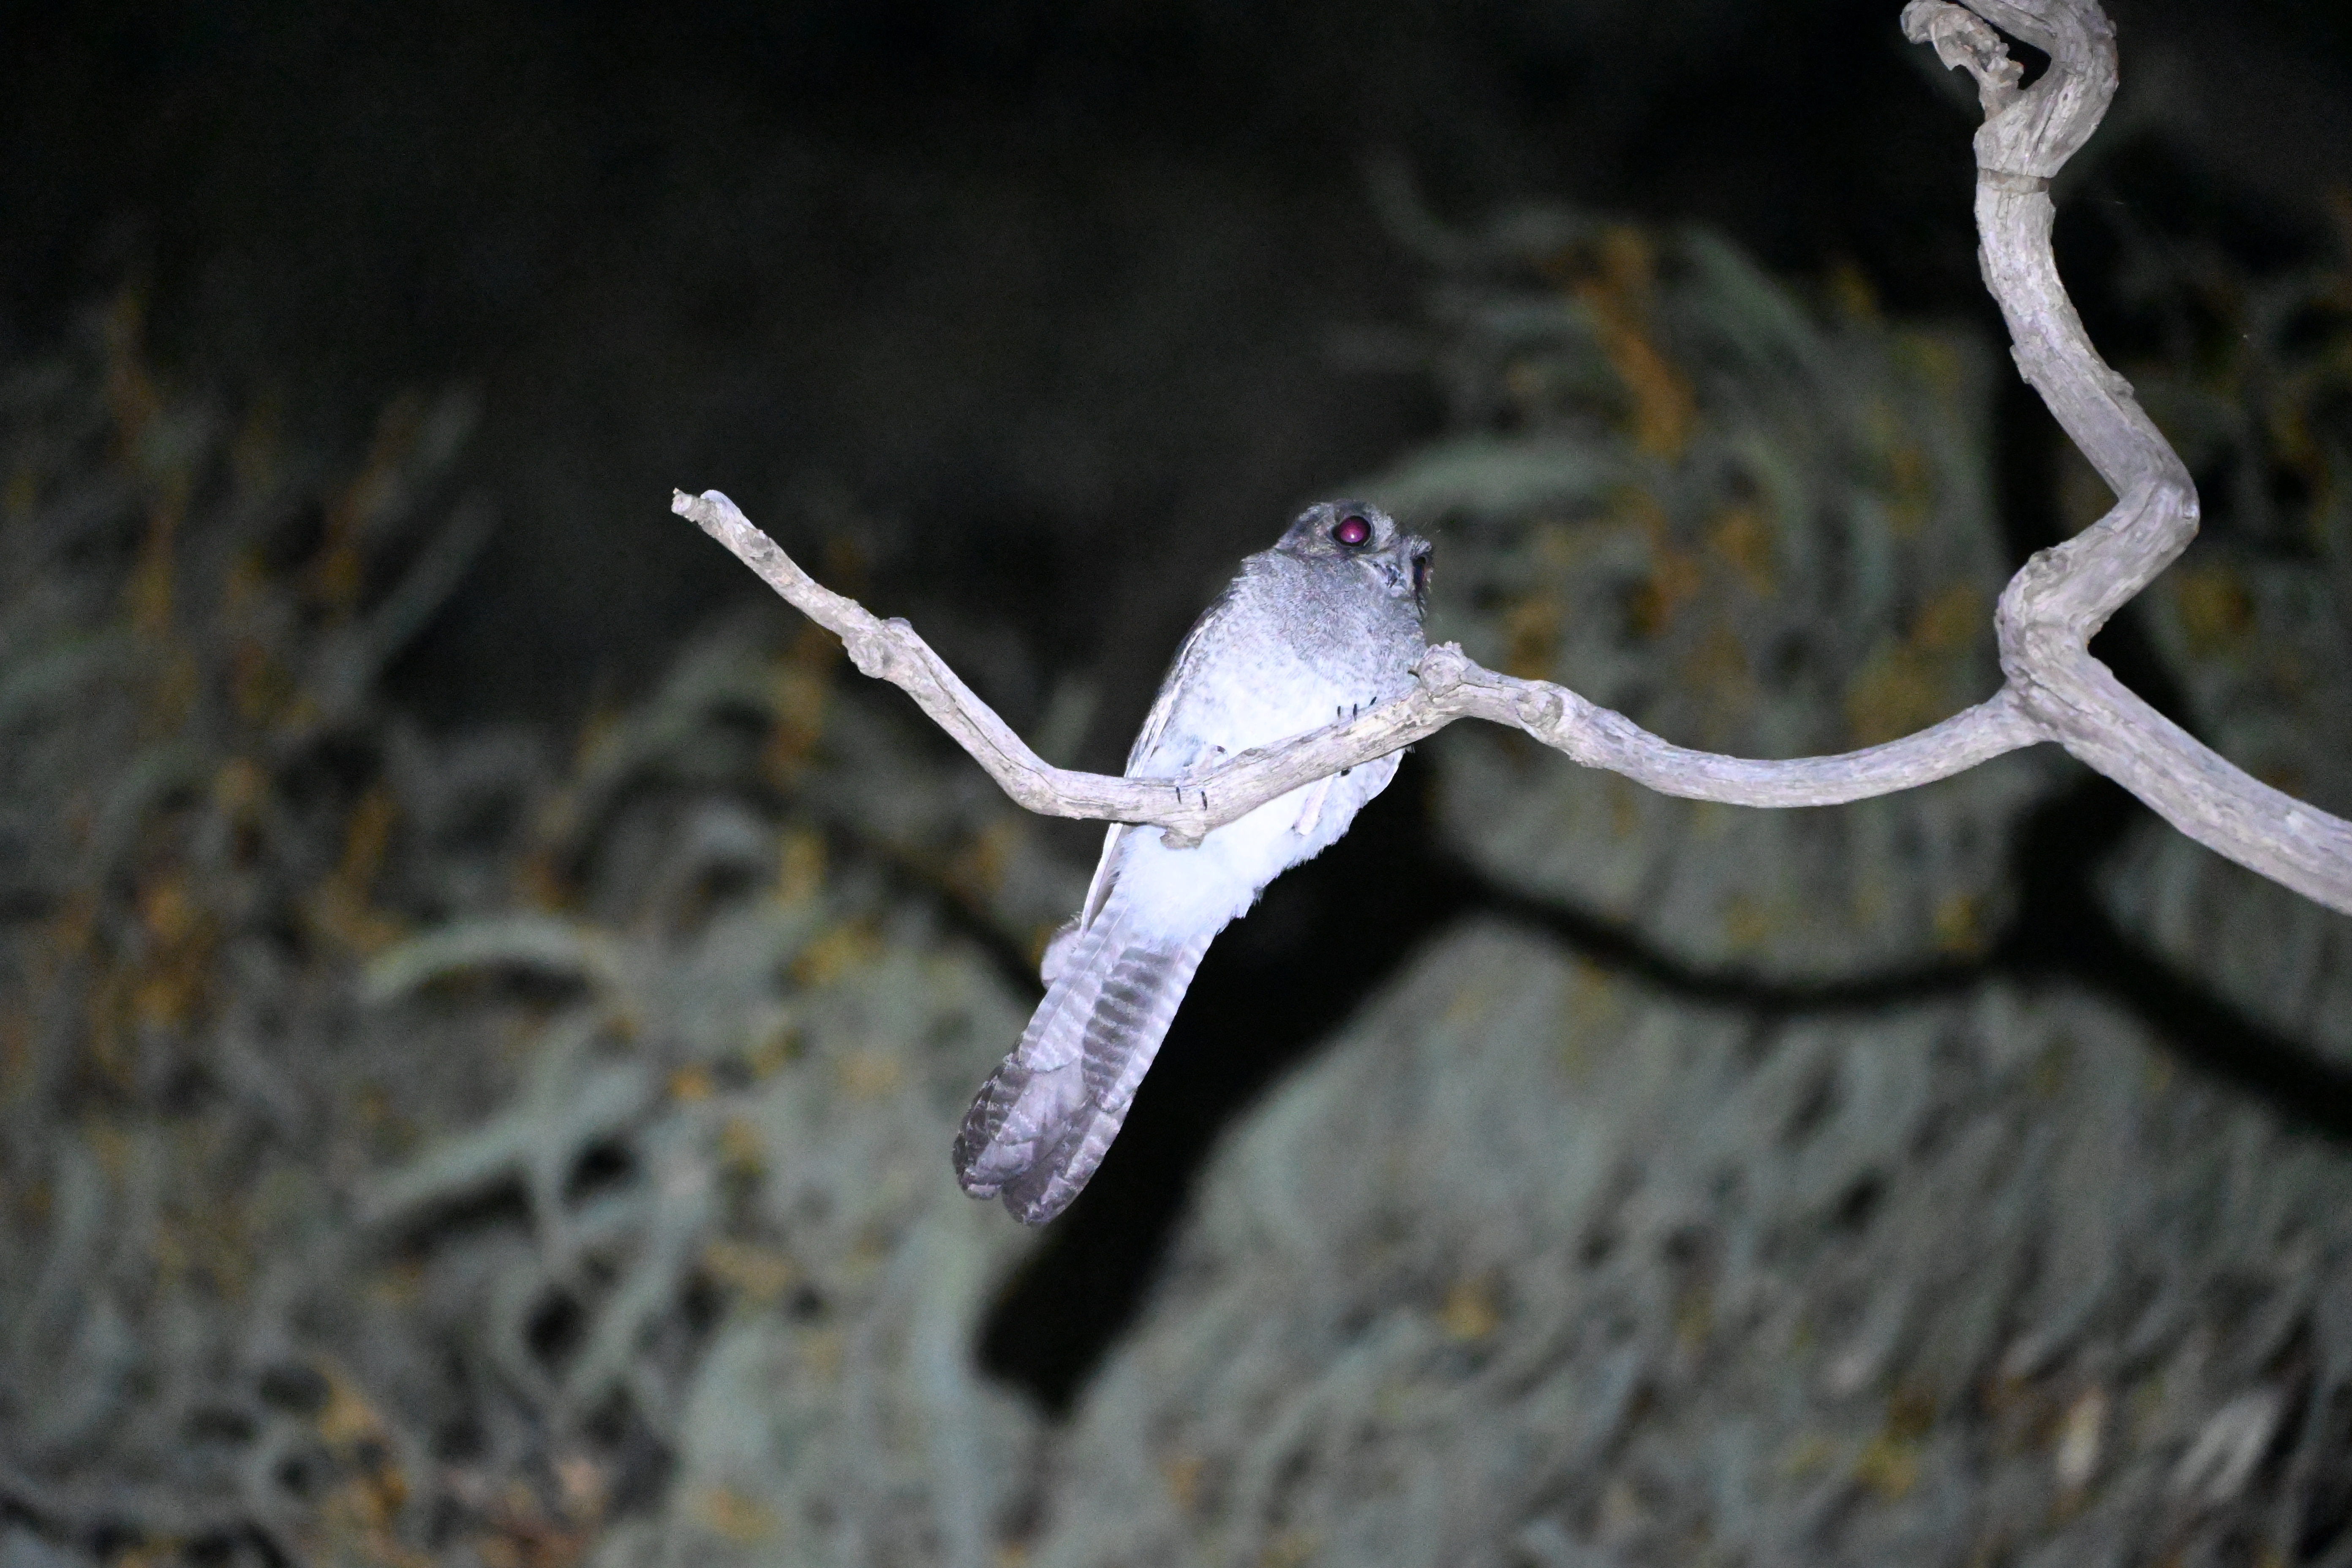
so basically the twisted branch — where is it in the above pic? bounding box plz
[673,0,2352,917]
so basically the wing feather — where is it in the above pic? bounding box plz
[1045,580,1240,973]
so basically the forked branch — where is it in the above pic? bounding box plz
[674,0,2352,917]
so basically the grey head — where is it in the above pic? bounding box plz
[1275,499,1433,620]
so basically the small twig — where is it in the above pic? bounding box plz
[672,0,2352,916]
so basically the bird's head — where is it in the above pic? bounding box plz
[1276,499,1432,618]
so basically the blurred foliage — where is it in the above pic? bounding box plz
[1366,197,2059,979]
[1031,927,2352,1567]
[2087,202,2352,1063]
[0,300,1065,1566]
[7,184,2352,1568]
[1002,196,2352,1568]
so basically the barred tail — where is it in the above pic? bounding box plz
[952,907,1211,1225]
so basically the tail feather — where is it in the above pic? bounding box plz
[953,906,1211,1224]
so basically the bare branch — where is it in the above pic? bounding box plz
[672,0,2352,917]
[1903,0,2352,913]
[676,489,2038,843]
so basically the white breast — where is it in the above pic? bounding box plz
[1113,637,1396,943]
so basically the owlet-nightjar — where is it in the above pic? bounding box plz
[953,501,1432,1223]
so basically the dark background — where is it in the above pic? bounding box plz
[12,0,2350,740]
[9,0,2352,1411]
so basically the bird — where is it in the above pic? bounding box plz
[952,500,1432,1224]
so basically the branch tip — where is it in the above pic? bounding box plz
[1903,0,2023,116]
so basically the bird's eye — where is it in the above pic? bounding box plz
[1332,514,1371,547]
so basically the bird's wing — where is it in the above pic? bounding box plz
[1041,822,1126,983]
[1048,582,1238,967]
[1124,583,1233,774]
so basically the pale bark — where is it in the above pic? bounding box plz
[674,0,2352,917]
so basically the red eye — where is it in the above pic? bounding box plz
[1333,514,1371,546]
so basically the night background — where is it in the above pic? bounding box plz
[5,1,2352,1563]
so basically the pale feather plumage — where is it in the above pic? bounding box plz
[953,501,1430,1223]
